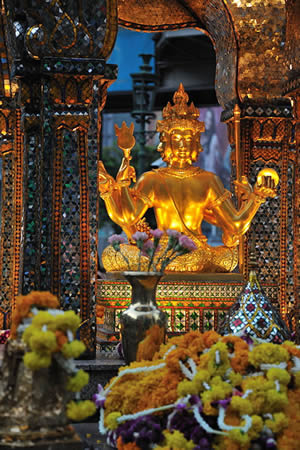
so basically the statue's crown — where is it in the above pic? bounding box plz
[156,83,205,133]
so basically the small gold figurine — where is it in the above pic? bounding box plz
[98,84,278,272]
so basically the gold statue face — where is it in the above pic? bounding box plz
[170,128,194,166]
[158,128,201,166]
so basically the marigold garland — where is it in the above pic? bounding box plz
[93,330,300,449]
[9,291,94,423]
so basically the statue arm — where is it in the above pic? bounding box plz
[99,167,153,231]
[208,174,275,247]
[118,172,154,225]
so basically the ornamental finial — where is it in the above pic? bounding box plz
[156,84,205,133]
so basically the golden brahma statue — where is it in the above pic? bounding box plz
[98,84,278,272]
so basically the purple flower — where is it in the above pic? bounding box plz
[142,240,155,257]
[178,235,197,251]
[132,231,148,242]
[116,415,164,448]
[266,438,277,448]
[212,398,231,408]
[175,402,187,411]
[92,384,106,408]
[132,231,149,250]
[240,333,254,345]
[189,395,202,409]
[108,234,125,251]
[150,229,164,240]
[108,234,125,245]
[166,229,181,239]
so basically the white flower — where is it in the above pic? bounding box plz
[291,356,300,373]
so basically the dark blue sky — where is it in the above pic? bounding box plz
[107,28,155,92]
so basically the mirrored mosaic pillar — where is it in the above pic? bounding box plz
[2,0,118,356]
[223,98,295,318]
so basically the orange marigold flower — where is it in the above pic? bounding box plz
[223,408,241,427]
[181,330,204,347]
[117,436,141,450]
[165,347,191,372]
[55,330,68,351]
[137,325,165,362]
[221,335,248,352]
[202,330,220,348]
[277,388,300,450]
[282,342,300,359]
[231,350,249,374]
[188,337,206,358]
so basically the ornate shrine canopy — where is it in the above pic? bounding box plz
[118,0,299,108]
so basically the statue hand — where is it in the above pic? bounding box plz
[98,161,115,194]
[234,176,252,202]
[254,175,277,200]
[114,122,136,157]
[116,157,136,186]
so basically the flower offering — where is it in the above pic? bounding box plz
[10,291,96,422]
[94,330,300,449]
[107,228,197,272]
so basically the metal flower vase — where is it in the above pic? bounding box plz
[120,272,167,364]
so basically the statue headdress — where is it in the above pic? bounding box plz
[156,83,205,134]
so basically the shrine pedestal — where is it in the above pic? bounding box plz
[75,274,279,397]
[96,273,278,337]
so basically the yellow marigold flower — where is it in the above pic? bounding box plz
[228,429,250,446]
[249,343,289,368]
[265,412,289,434]
[54,310,81,333]
[66,369,89,392]
[265,389,288,412]
[207,342,230,377]
[248,415,263,440]
[22,324,38,345]
[210,376,232,396]
[23,351,51,370]
[203,401,218,416]
[193,369,211,392]
[66,400,96,422]
[267,368,290,386]
[202,383,231,415]
[61,340,86,359]
[29,330,57,354]
[230,396,253,416]
[177,379,198,397]
[242,376,273,393]
[244,392,266,416]
[106,412,122,430]
[198,352,210,370]
[229,371,243,387]
[31,311,55,328]
[164,430,195,450]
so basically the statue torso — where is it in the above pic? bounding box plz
[135,167,219,235]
